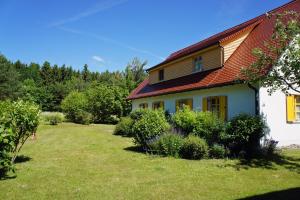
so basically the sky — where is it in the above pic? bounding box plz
[0,0,291,72]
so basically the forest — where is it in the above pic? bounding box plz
[0,54,147,123]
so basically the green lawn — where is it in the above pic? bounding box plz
[1,123,300,200]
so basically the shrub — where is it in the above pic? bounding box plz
[40,112,64,125]
[180,135,208,159]
[209,144,228,159]
[114,117,134,137]
[0,100,40,164]
[85,85,127,124]
[224,114,267,157]
[129,109,148,121]
[61,91,89,124]
[192,112,226,145]
[172,106,197,135]
[74,110,93,125]
[0,126,15,177]
[150,134,184,157]
[132,109,170,149]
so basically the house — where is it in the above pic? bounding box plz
[128,0,300,146]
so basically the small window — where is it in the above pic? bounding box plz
[176,99,193,111]
[139,103,148,109]
[152,101,164,110]
[203,96,227,121]
[296,96,300,121]
[194,56,203,72]
[159,69,164,81]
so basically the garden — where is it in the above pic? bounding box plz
[114,106,276,160]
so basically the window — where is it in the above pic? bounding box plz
[139,103,148,109]
[152,101,164,110]
[202,96,227,121]
[176,99,193,111]
[159,69,164,81]
[287,95,300,122]
[194,56,203,72]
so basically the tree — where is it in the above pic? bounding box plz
[241,11,300,94]
[82,64,90,82]
[0,55,21,100]
[124,58,148,91]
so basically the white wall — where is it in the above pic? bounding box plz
[260,88,300,146]
[132,84,256,120]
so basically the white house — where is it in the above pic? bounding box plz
[128,0,300,146]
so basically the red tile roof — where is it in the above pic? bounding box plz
[128,0,300,100]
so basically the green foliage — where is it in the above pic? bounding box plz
[114,117,134,137]
[0,126,15,177]
[61,91,90,124]
[0,100,40,164]
[172,106,197,135]
[129,109,149,121]
[132,109,170,149]
[192,112,226,145]
[224,114,267,157]
[40,112,64,125]
[0,55,21,100]
[73,110,93,125]
[150,134,184,157]
[209,144,228,159]
[86,85,127,124]
[180,135,209,160]
[241,11,300,94]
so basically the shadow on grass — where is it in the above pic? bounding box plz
[123,146,146,154]
[14,155,32,163]
[220,153,300,173]
[237,187,300,200]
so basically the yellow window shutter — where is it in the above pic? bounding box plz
[187,99,193,110]
[160,101,164,109]
[287,95,295,122]
[220,96,227,121]
[202,97,207,112]
[175,100,179,112]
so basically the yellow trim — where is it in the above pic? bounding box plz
[286,95,295,123]
[175,98,193,111]
[220,96,227,121]
[202,97,207,112]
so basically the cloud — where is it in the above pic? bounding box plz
[92,55,105,63]
[48,0,128,27]
[59,27,165,60]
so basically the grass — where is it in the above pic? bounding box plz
[1,123,300,200]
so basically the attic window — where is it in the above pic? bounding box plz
[159,69,164,81]
[194,56,203,72]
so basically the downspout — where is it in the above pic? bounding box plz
[247,83,259,115]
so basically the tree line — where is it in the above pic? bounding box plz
[0,54,147,114]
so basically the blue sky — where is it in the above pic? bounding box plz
[0,0,291,72]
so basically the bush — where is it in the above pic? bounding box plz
[114,117,134,137]
[129,109,148,121]
[150,134,184,157]
[0,126,15,177]
[40,112,64,125]
[192,112,226,145]
[224,114,267,157]
[180,135,208,160]
[132,109,170,149]
[61,92,92,124]
[74,110,93,125]
[172,106,197,135]
[0,100,40,175]
[209,144,228,159]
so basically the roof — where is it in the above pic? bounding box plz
[128,0,300,100]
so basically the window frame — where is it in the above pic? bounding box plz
[295,96,300,122]
[139,103,148,109]
[152,101,164,110]
[176,98,193,111]
[158,69,164,81]
[193,56,203,73]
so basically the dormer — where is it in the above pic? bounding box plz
[147,22,256,85]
